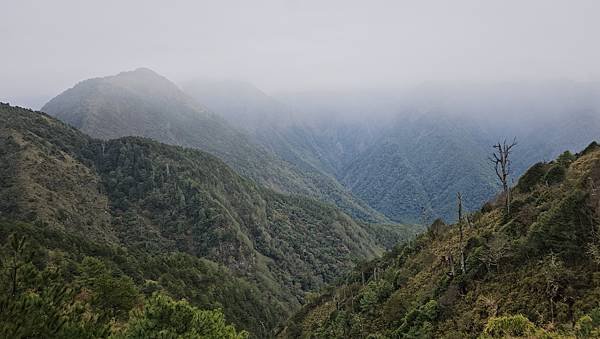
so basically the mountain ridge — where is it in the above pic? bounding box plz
[279,141,600,338]
[185,80,600,223]
[0,102,415,336]
[42,68,390,224]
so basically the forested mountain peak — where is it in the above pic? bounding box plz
[42,67,213,141]
[41,70,390,224]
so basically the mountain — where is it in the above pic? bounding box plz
[183,82,499,223]
[0,103,416,336]
[182,81,373,179]
[338,113,496,223]
[193,81,600,224]
[279,142,600,338]
[41,68,388,224]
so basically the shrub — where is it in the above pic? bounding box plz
[575,315,594,338]
[590,307,600,327]
[544,165,566,186]
[359,280,393,314]
[481,314,536,338]
[580,141,600,156]
[556,151,576,167]
[394,300,439,337]
[116,293,249,338]
[481,202,495,214]
[517,162,548,193]
[428,218,449,240]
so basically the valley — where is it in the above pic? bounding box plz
[2,70,599,338]
[2,2,599,336]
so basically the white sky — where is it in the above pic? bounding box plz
[1,0,599,109]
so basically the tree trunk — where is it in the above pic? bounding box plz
[11,265,17,297]
[458,192,466,273]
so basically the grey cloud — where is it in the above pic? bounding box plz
[1,0,599,109]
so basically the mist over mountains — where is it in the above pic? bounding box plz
[3,66,600,335]
[42,68,388,224]
[37,68,600,223]
[183,75,600,222]
[3,1,600,337]
[3,59,600,339]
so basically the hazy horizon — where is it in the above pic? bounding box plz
[2,1,600,109]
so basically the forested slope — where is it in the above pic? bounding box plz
[281,142,600,338]
[42,69,388,223]
[272,84,600,224]
[0,103,411,336]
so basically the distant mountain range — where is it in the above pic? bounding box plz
[185,79,600,223]
[41,69,600,224]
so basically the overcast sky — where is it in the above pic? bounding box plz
[1,0,599,109]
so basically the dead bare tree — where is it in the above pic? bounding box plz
[541,253,565,324]
[446,254,456,277]
[457,192,466,273]
[479,234,510,273]
[489,138,517,215]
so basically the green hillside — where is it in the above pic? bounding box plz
[0,103,413,337]
[0,220,262,338]
[339,115,498,223]
[280,142,600,338]
[41,69,389,224]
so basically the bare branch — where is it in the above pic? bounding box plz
[490,138,517,214]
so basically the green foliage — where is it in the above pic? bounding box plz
[573,308,600,338]
[527,189,593,260]
[114,293,248,339]
[77,257,140,319]
[0,230,254,338]
[575,315,594,338]
[544,164,567,186]
[538,150,576,188]
[557,150,576,167]
[359,280,393,314]
[0,220,285,337]
[394,300,439,338]
[93,135,384,296]
[1,103,414,335]
[481,314,537,338]
[284,144,600,338]
[0,234,110,338]
[516,162,548,193]
[590,307,600,327]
